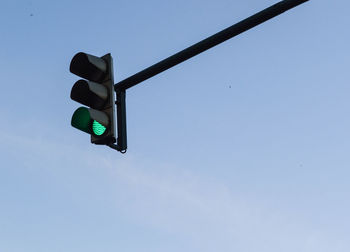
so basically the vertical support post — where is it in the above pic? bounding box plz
[108,89,127,153]
[116,89,127,152]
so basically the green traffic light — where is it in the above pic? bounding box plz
[71,107,91,134]
[72,107,107,137]
[92,120,106,136]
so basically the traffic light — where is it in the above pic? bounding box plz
[69,52,117,146]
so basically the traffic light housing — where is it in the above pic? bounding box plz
[70,52,117,146]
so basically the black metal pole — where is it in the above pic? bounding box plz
[115,0,309,91]
[116,89,127,152]
[108,89,127,153]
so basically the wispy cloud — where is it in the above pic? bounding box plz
[101,157,348,252]
[0,116,348,252]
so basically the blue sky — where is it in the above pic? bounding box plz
[1,0,349,251]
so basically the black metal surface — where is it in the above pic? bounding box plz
[70,52,107,83]
[70,80,106,109]
[116,89,127,152]
[107,88,127,152]
[115,0,309,91]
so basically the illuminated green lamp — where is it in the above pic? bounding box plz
[92,120,106,136]
[71,107,108,137]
